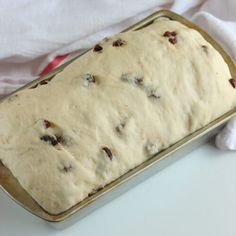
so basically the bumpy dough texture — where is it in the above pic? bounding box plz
[0,19,235,214]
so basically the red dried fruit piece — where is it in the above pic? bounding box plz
[30,84,38,89]
[30,77,53,89]
[163,31,176,37]
[63,164,72,173]
[169,37,177,45]
[102,147,113,161]
[39,80,48,85]
[112,39,126,47]
[44,120,53,129]
[55,135,63,143]
[93,44,103,52]
[163,31,172,37]
[163,31,177,45]
[229,78,236,88]
[41,77,54,84]
[40,134,62,146]
[40,135,58,146]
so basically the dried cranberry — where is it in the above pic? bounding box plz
[229,78,236,88]
[163,31,172,37]
[55,135,63,143]
[93,44,103,52]
[169,37,177,45]
[102,147,113,160]
[40,135,58,146]
[30,77,53,89]
[163,31,176,37]
[112,39,126,47]
[39,80,48,85]
[44,120,52,129]
[30,84,38,89]
[63,164,72,173]
[41,77,53,84]
[163,31,177,45]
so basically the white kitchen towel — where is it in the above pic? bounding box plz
[0,0,235,150]
[216,116,236,150]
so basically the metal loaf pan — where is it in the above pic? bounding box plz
[0,9,236,229]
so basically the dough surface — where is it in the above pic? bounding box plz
[0,18,235,214]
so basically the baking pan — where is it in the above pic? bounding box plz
[0,9,235,228]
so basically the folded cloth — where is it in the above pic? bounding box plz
[216,117,236,150]
[0,0,235,149]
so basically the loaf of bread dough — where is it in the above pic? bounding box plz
[0,18,235,214]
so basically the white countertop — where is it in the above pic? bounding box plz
[1,141,236,236]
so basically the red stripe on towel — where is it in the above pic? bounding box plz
[38,54,69,76]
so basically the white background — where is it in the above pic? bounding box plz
[1,141,236,236]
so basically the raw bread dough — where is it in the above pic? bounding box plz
[0,19,235,214]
